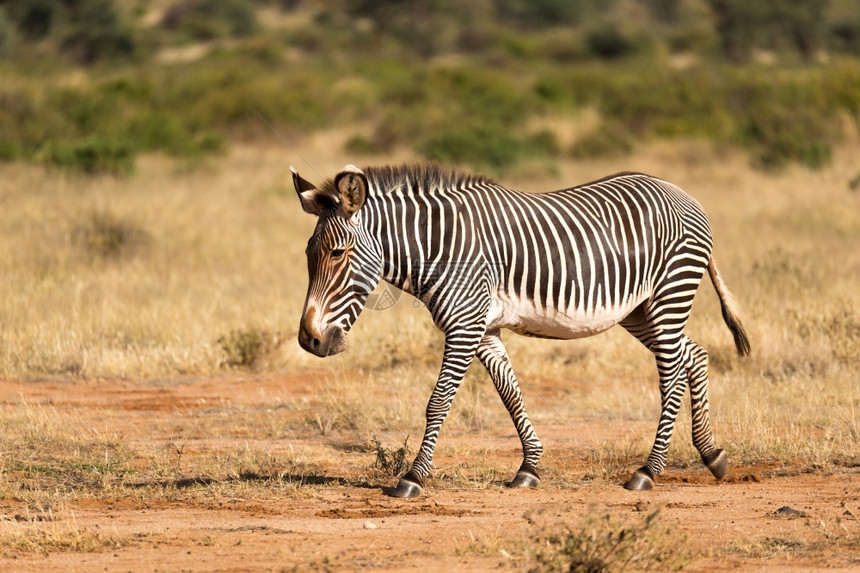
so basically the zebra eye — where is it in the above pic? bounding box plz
[331,248,346,259]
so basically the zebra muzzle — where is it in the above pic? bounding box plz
[298,323,347,357]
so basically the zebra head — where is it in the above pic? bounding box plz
[292,164,382,357]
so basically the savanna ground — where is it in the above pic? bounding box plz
[1,138,859,570]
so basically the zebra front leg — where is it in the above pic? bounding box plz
[625,343,688,491]
[387,327,484,498]
[476,330,543,488]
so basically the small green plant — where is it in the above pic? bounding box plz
[531,509,689,572]
[217,328,283,369]
[371,435,411,478]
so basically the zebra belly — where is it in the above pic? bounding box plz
[486,292,648,340]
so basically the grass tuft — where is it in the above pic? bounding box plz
[73,210,150,261]
[0,514,132,555]
[217,328,284,369]
[530,509,689,572]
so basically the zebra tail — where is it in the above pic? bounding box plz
[707,256,751,357]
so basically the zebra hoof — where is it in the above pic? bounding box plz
[508,470,540,489]
[704,449,728,480]
[623,468,654,491]
[384,478,423,498]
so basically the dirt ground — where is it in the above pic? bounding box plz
[1,373,857,572]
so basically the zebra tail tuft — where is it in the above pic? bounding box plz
[707,256,751,357]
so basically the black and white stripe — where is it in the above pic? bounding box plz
[294,163,750,493]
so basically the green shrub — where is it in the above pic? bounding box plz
[2,0,58,39]
[732,75,843,170]
[0,139,23,161]
[1,2,859,175]
[585,23,638,59]
[536,64,849,170]
[494,0,587,29]
[569,121,635,159]
[420,124,558,171]
[42,137,135,175]
[0,8,18,55]
[343,134,378,156]
[830,20,860,55]
[822,62,860,118]
[740,106,837,170]
[60,0,136,63]
[161,0,258,40]
[3,0,135,62]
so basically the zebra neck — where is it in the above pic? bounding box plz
[368,190,472,302]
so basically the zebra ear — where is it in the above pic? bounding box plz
[291,166,337,216]
[335,165,367,216]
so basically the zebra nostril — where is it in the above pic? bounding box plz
[312,337,321,348]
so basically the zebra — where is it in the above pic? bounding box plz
[292,163,750,497]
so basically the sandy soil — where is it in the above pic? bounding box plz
[1,373,857,571]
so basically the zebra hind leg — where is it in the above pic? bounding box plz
[476,331,543,489]
[686,337,728,480]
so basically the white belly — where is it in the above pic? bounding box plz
[486,291,648,339]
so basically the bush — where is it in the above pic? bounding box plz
[61,0,136,63]
[731,75,843,170]
[3,0,135,62]
[585,24,638,59]
[536,64,850,170]
[494,0,586,29]
[420,124,558,171]
[740,106,837,170]
[830,20,860,55]
[343,134,378,156]
[706,0,828,61]
[0,9,18,55]
[569,121,635,159]
[1,2,858,175]
[2,0,58,38]
[161,0,258,40]
[42,137,135,175]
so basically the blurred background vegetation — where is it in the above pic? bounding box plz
[0,0,859,175]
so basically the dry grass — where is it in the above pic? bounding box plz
[457,507,691,571]
[0,510,132,555]
[0,137,858,496]
[529,508,690,572]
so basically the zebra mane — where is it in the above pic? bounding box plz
[361,163,497,196]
